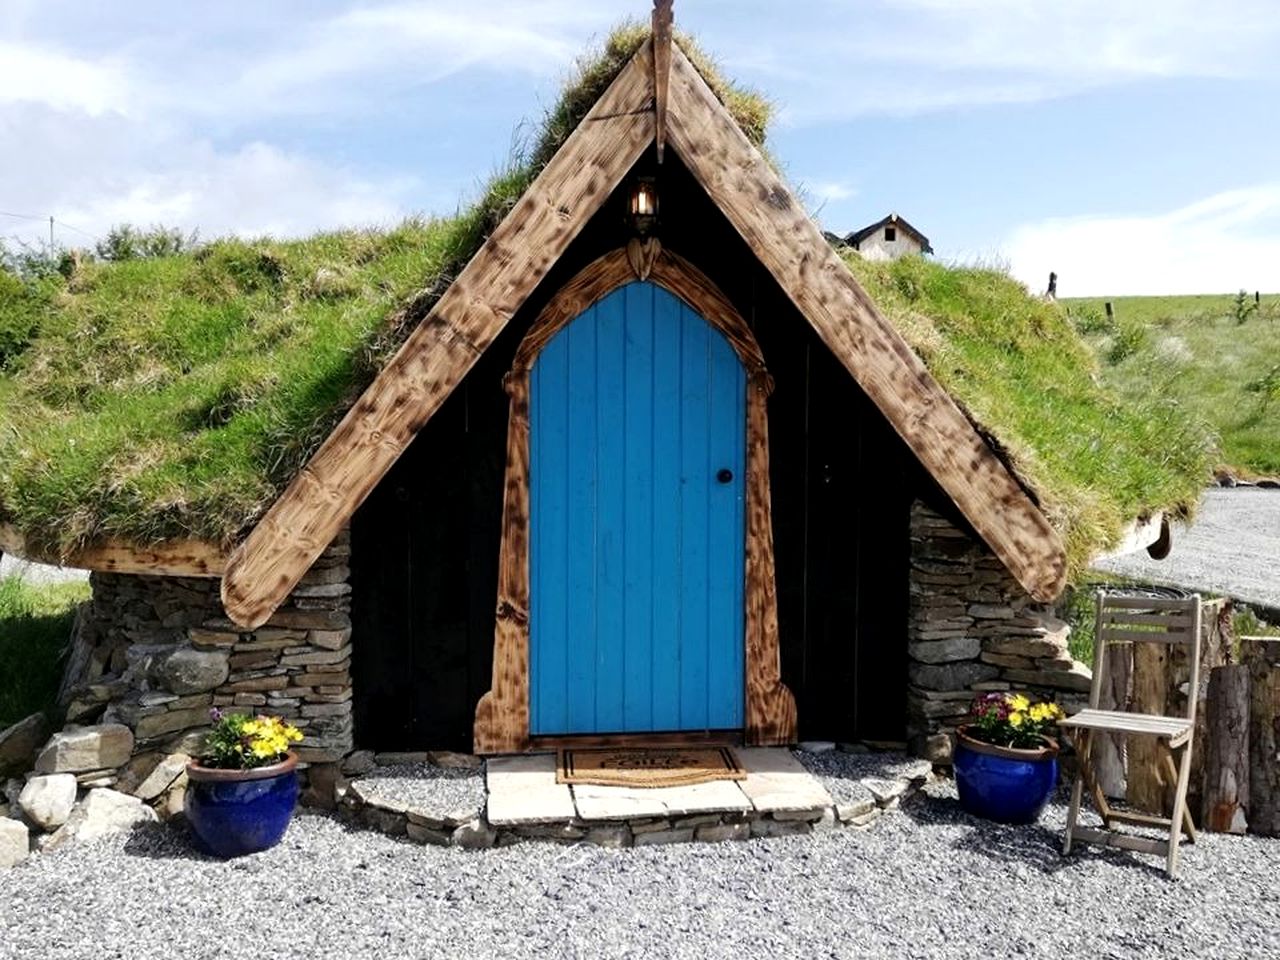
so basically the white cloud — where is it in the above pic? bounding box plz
[1003,183,1280,296]
[0,40,132,115]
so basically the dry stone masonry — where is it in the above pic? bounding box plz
[907,502,1090,762]
[0,532,354,867]
[61,530,354,770]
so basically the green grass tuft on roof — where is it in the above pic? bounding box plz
[844,254,1214,579]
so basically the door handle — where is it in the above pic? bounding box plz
[717,468,734,484]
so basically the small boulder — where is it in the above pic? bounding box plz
[48,788,158,848]
[0,816,29,868]
[151,648,229,695]
[18,774,78,831]
[133,753,190,802]
[0,714,49,777]
[35,724,134,774]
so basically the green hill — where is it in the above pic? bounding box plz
[1062,294,1280,477]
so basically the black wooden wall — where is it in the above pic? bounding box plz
[352,149,926,750]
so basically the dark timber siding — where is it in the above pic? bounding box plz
[352,149,923,750]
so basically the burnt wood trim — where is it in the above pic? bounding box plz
[0,523,225,578]
[652,0,674,163]
[473,247,796,753]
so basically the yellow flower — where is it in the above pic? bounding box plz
[1008,694,1030,712]
[1009,711,1025,728]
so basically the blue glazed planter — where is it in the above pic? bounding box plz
[954,727,1058,824]
[185,752,299,858]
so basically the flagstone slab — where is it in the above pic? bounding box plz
[571,778,752,821]
[485,754,576,826]
[737,747,834,813]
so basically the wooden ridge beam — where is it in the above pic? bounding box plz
[220,40,658,628]
[0,523,225,577]
[652,0,674,162]
[662,45,1067,602]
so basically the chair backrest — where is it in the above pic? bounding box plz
[1089,591,1202,720]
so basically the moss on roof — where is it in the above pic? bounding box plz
[0,26,1210,581]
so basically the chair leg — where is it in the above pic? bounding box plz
[1166,741,1194,878]
[1063,729,1091,856]
[1162,749,1197,843]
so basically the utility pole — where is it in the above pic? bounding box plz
[49,215,54,250]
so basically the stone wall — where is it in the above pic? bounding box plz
[907,502,1090,761]
[61,530,353,775]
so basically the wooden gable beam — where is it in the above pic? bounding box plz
[220,41,657,628]
[663,46,1068,602]
[652,0,674,162]
[0,523,225,578]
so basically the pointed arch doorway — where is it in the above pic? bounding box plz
[474,247,796,753]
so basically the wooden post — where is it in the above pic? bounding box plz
[1093,641,1131,798]
[1203,664,1250,833]
[1105,301,1114,320]
[1245,636,1280,836]
[1046,271,1057,299]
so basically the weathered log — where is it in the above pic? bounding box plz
[1127,641,1172,814]
[1202,664,1250,833]
[1094,641,1131,798]
[1245,637,1280,837]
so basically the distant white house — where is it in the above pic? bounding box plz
[841,213,933,261]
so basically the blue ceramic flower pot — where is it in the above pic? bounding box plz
[954,727,1058,824]
[185,752,299,858]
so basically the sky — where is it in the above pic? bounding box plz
[2,0,1278,297]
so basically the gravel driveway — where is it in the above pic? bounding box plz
[1092,488,1280,613]
[3,781,1276,960]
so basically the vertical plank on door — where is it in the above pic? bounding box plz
[678,305,711,729]
[594,294,627,732]
[622,283,656,730]
[564,312,598,732]
[705,302,746,728]
[649,289,683,729]
[531,333,570,734]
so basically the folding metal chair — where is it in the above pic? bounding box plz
[1061,591,1201,877]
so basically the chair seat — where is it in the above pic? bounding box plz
[1060,708,1192,746]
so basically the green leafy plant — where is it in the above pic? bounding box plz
[967,692,1065,750]
[200,710,302,770]
[1232,290,1259,325]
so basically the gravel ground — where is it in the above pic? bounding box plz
[793,749,928,805]
[353,763,486,818]
[4,781,1277,960]
[1092,488,1280,613]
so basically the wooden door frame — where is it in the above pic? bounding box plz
[474,244,797,754]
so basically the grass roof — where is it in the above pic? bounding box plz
[0,26,1211,583]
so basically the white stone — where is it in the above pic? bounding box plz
[571,778,751,821]
[35,724,134,774]
[18,774,77,831]
[485,755,576,826]
[736,748,833,813]
[863,777,909,806]
[133,753,190,802]
[0,816,29,868]
[797,741,836,754]
[49,788,158,848]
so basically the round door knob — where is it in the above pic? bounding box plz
[717,468,734,484]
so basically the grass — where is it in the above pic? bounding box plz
[0,26,769,557]
[1063,293,1280,477]
[847,256,1214,579]
[0,575,89,729]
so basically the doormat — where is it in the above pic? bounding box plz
[556,747,746,788]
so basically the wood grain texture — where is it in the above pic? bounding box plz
[220,41,657,629]
[1245,637,1280,836]
[0,523,225,577]
[744,371,798,744]
[651,0,674,163]
[474,246,794,752]
[1203,663,1250,833]
[662,45,1067,603]
[474,372,532,754]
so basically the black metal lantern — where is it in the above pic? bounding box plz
[628,176,659,236]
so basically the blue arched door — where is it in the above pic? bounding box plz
[529,281,747,735]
